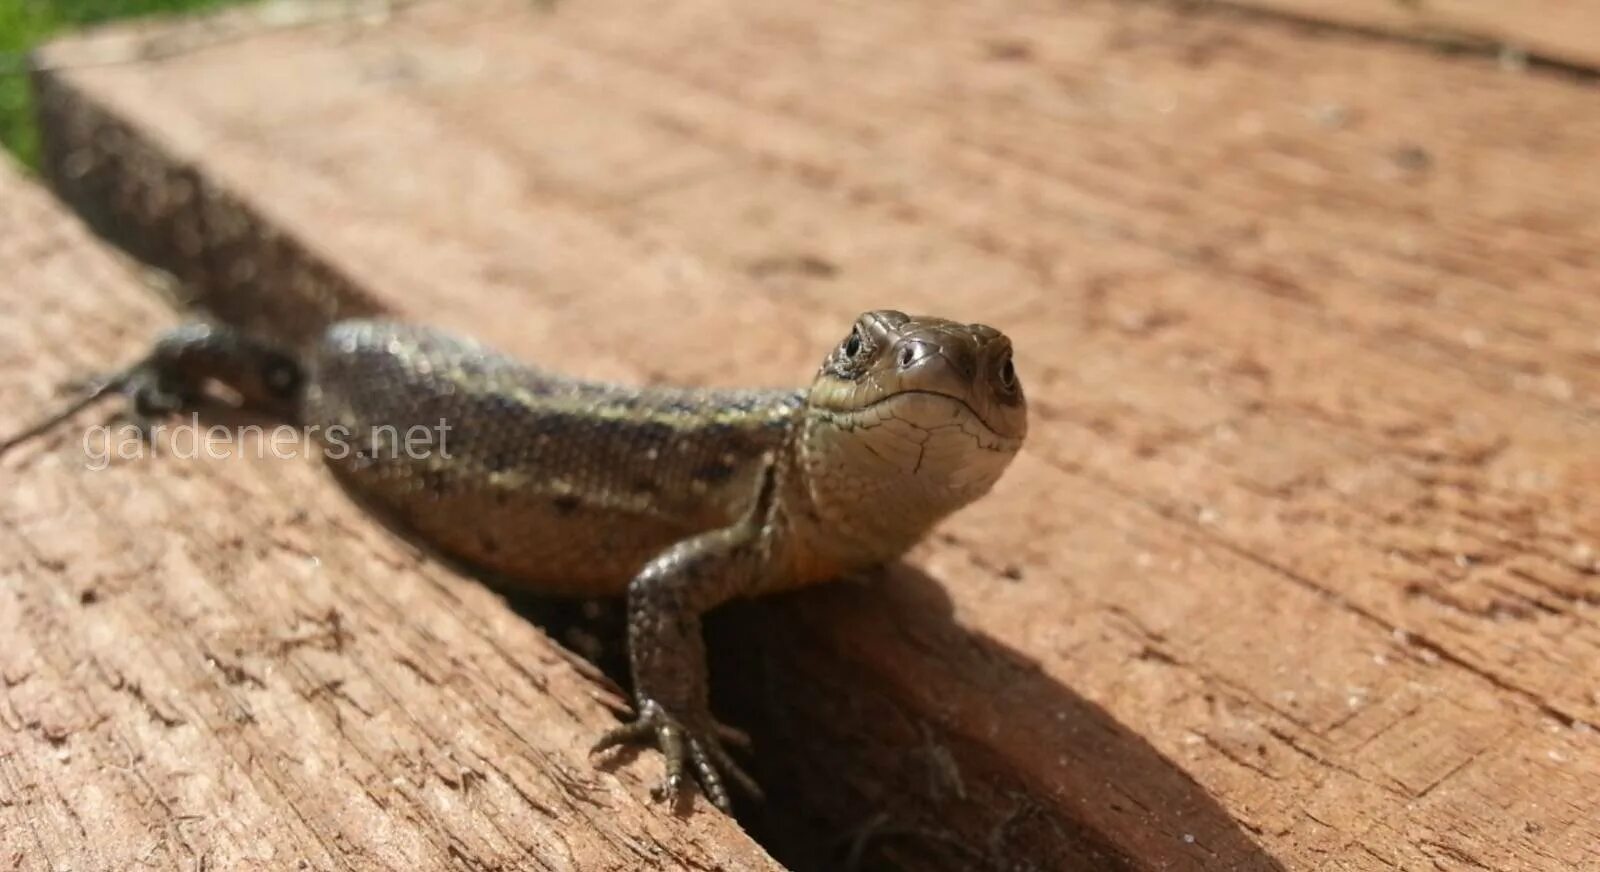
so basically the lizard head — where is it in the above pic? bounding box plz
[798,310,1027,566]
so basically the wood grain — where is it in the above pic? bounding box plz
[1221,0,1600,71]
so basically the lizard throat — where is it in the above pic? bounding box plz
[794,392,1023,572]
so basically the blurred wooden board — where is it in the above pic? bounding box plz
[0,154,782,871]
[27,0,1600,869]
[1226,0,1600,70]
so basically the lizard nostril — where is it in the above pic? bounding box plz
[897,341,939,370]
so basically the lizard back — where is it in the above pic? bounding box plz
[302,321,804,595]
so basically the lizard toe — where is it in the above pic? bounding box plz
[592,698,759,812]
[685,736,731,812]
[591,717,653,752]
[713,721,753,751]
[703,736,763,802]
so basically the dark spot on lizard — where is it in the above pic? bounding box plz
[483,451,514,473]
[261,353,304,399]
[693,459,739,485]
[635,420,678,446]
[552,494,582,515]
[658,397,703,416]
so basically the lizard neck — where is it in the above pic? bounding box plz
[781,405,1016,584]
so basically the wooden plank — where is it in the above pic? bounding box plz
[1219,0,1600,71]
[29,0,1600,869]
[0,156,783,870]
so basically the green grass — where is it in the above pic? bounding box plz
[0,0,246,167]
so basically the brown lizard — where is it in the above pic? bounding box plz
[8,309,1026,811]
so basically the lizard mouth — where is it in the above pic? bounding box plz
[812,387,1026,446]
[811,389,1026,460]
[857,390,1019,442]
[807,389,1023,493]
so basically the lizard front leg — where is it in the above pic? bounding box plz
[594,468,782,812]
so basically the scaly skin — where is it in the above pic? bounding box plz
[79,310,1028,812]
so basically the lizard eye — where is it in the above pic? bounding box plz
[996,351,1018,393]
[843,327,863,359]
[830,326,874,380]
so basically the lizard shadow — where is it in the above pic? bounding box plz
[371,519,1287,870]
[704,562,1290,872]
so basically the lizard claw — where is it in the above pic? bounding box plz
[593,698,761,812]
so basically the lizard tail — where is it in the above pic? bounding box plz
[0,366,139,457]
[3,321,309,459]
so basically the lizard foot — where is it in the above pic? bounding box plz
[592,698,761,813]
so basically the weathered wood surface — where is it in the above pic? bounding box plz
[1222,0,1600,71]
[0,156,784,871]
[20,0,1600,868]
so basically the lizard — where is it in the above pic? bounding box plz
[7,309,1027,812]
